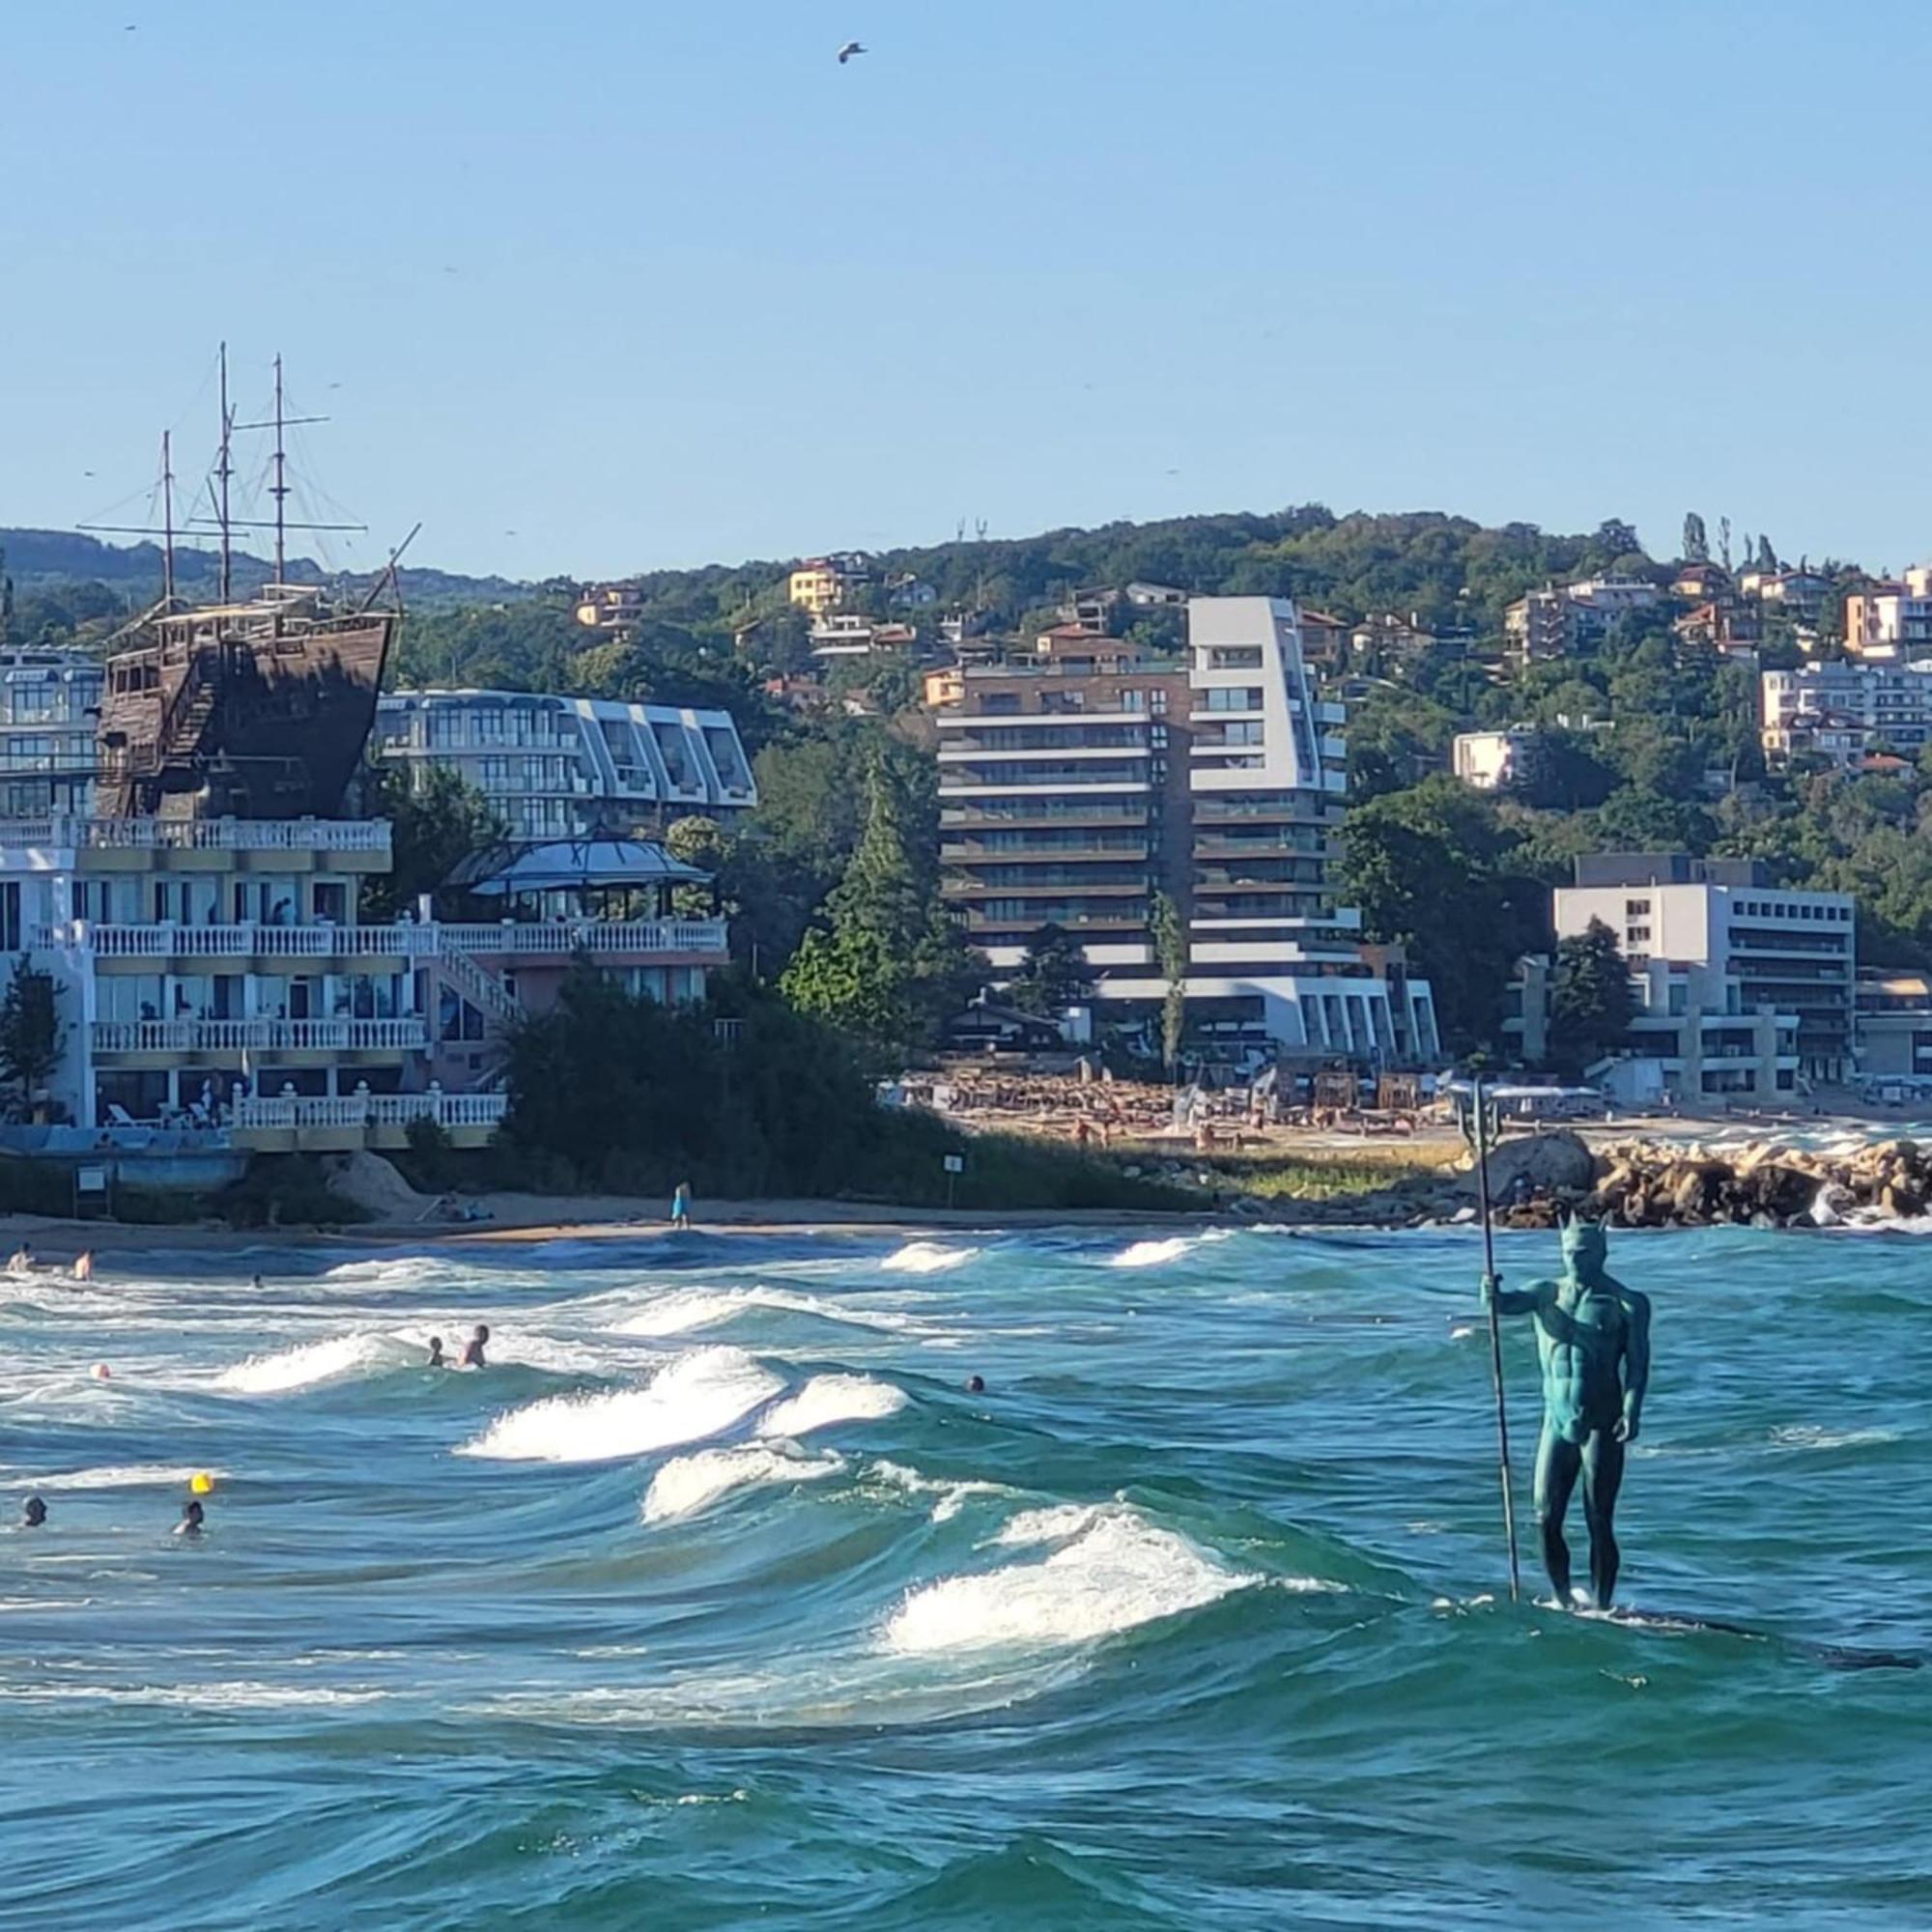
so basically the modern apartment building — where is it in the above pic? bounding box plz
[574,582,647,633]
[933,597,1438,1065]
[1452,728,1540,791]
[1759,660,1932,767]
[1556,853,1854,1086]
[0,648,101,819]
[375,689,757,840]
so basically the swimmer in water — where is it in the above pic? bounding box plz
[250,1274,264,1292]
[427,1335,445,1368]
[72,1250,94,1283]
[175,1498,205,1539]
[965,1374,986,1395]
[8,1242,35,1278]
[21,1495,46,1528]
[460,1323,489,1369]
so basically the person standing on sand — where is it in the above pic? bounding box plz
[671,1181,692,1231]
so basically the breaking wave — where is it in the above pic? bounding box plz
[613,1286,908,1339]
[880,1241,980,1275]
[642,1444,844,1523]
[458,1347,782,1463]
[757,1374,907,1438]
[215,1333,402,1394]
[881,1503,1256,1654]
[1109,1236,1196,1269]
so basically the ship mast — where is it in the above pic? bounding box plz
[270,352,289,586]
[216,341,234,603]
[160,430,176,606]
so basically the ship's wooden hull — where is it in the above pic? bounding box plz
[99,611,392,818]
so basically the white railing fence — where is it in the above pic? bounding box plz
[232,1091,508,1131]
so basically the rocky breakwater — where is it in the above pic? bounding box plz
[1475,1130,1932,1232]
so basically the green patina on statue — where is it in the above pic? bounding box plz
[1483,1219,1651,1608]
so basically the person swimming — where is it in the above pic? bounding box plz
[21,1495,46,1528]
[8,1242,35,1278]
[72,1250,94,1283]
[965,1374,986,1395]
[175,1498,205,1539]
[427,1335,446,1369]
[460,1323,489,1369]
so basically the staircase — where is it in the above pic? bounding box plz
[158,646,223,759]
[436,929,522,1028]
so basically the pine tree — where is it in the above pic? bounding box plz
[0,957,65,1098]
[1548,918,1634,1074]
[1151,891,1187,1071]
[1681,513,1709,564]
[1008,923,1095,1017]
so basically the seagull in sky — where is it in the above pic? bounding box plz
[837,41,867,64]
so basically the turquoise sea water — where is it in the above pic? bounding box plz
[2,1223,1927,1929]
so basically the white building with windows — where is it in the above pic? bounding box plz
[375,689,757,840]
[1554,854,1853,1089]
[1760,660,1932,767]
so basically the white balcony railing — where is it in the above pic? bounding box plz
[233,1092,508,1131]
[38,917,727,960]
[0,817,390,854]
[92,1017,428,1055]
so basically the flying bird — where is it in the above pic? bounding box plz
[837,41,866,64]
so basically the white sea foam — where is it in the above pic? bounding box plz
[643,1444,843,1523]
[1109,1236,1195,1269]
[1768,1423,1900,1451]
[321,1258,447,1287]
[614,1286,908,1339]
[16,1463,221,1492]
[214,1332,400,1394]
[880,1240,980,1275]
[867,1459,1009,1522]
[991,1503,1102,1548]
[757,1374,907,1438]
[882,1504,1255,1654]
[0,1680,385,1710]
[458,1347,782,1463]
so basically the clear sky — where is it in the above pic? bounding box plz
[4,0,1928,582]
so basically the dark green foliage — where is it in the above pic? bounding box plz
[357,764,506,922]
[1340,779,1550,1052]
[1547,917,1635,1074]
[1007,923,1096,1017]
[216,1157,374,1229]
[0,957,65,1096]
[1151,891,1187,1068]
[1681,513,1708,564]
[502,969,1184,1209]
[400,1115,459,1193]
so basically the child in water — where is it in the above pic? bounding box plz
[175,1499,205,1539]
[670,1181,692,1231]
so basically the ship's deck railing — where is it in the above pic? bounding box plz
[0,817,391,853]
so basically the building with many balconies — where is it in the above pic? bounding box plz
[933,597,1437,1066]
[0,648,102,819]
[374,689,757,841]
[1760,660,1932,768]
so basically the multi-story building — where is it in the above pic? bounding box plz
[1760,660,1932,767]
[1505,577,1660,661]
[1844,566,1932,660]
[1854,968,1932,1086]
[1738,566,1831,616]
[934,596,1437,1065]
[787,553,872,614]
[375,689,757,840]
[809,614,919,659]
[0,648,101,818]
[0,813,730,1153]
[1556,854,1854,1086]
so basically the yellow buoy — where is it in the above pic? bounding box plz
[189,1471,214,1496]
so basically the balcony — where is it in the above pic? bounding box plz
[234,1092,508,1130]
[0,817,390,854]
[93,1017,428,1055]
[41,917,727,961]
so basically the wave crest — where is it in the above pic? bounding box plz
[215,1333,399,1394]
[643,1445,843,1523]
[758,1375,907,1438]
[882,1504,1254,1653]
[880,1241,980,1275]
[458,1347,781,1463]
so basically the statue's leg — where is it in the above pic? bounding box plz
[1581,1429,1626,1608]
[1532,1424,1579,1603]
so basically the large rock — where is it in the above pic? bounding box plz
[1468,1129,1596,1201]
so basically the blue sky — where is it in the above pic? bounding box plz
[3,0,1927,581]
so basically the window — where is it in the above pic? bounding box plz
[1626,898,1651,916]
[0,882,17,953]
[1207,647,1264,669]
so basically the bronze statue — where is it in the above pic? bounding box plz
[1483,1219,1650,1608]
